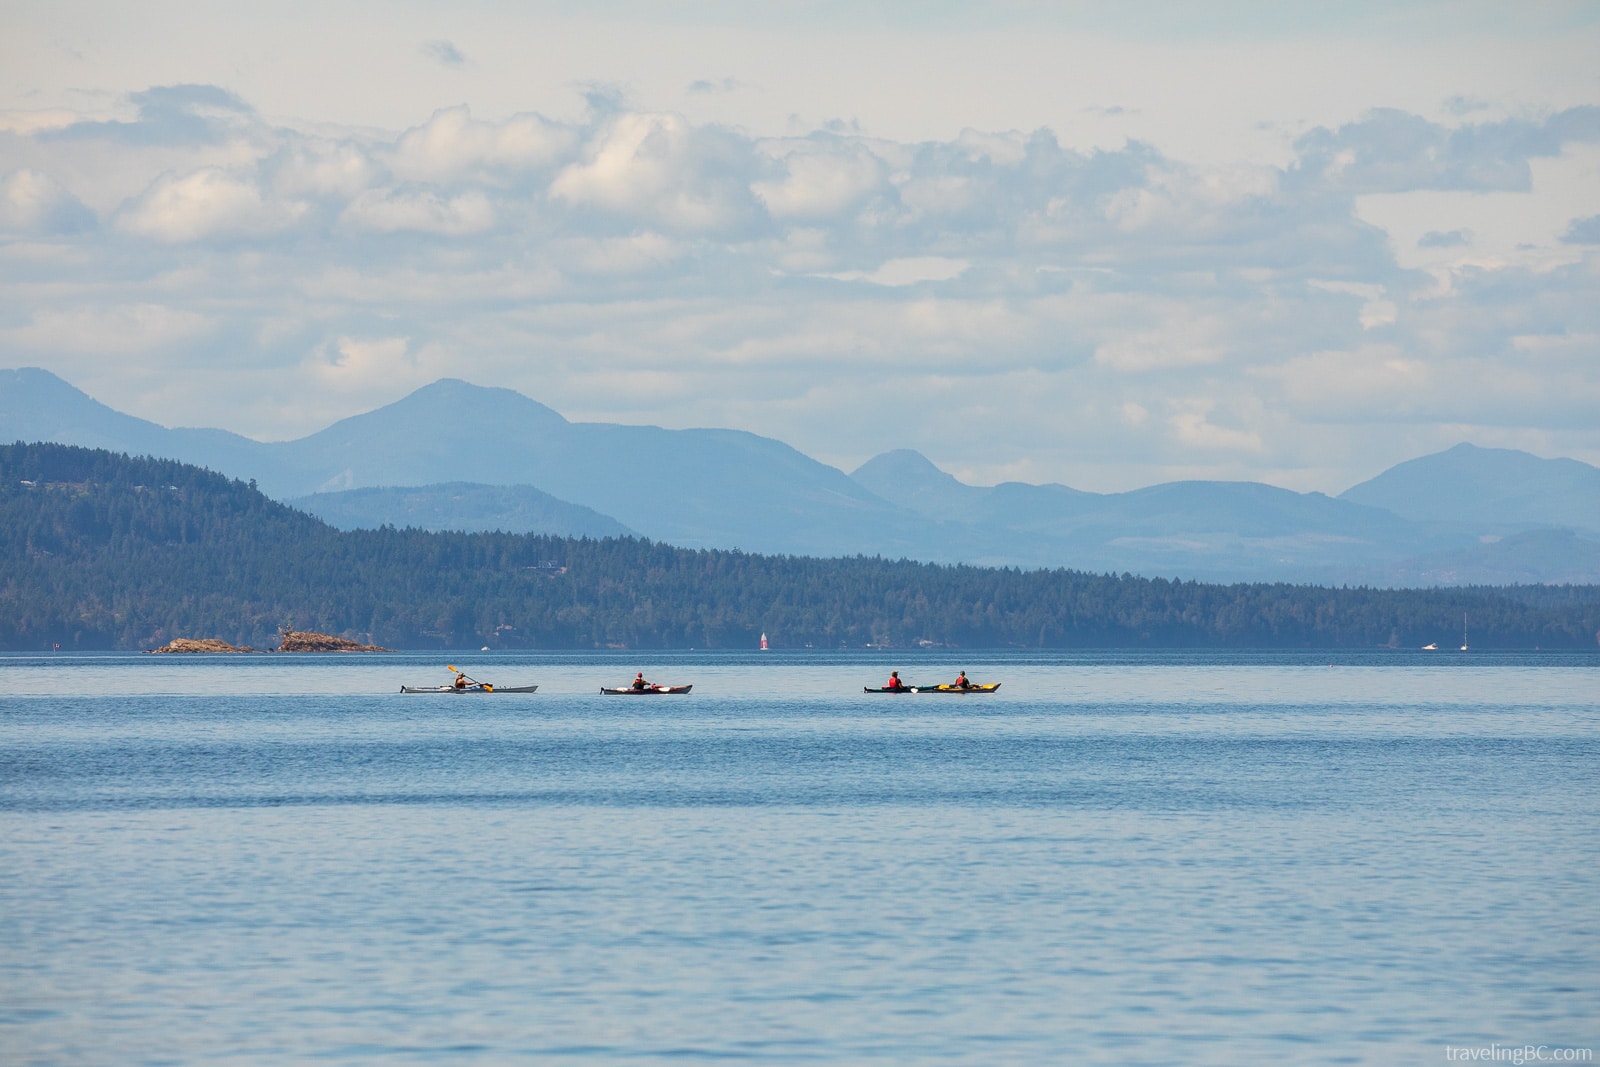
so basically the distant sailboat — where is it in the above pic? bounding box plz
[1460,613,1469,652]
[760,632,769,651]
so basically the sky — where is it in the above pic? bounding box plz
[2,1,1598,494]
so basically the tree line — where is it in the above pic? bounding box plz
[3,442,1598,651]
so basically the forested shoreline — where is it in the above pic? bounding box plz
[4,443,1598,652]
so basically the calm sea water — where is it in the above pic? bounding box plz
[1,650,1595,1065]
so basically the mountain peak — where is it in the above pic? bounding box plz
[389,379,569,427]
[851,449,987,514]
[0,366,170,449]
[852,448,956,483]
[1340,442,1600,532]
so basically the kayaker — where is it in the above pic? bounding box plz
[631,672,652,690]
[953,670,970,689]
[453,672,470,689]
[886,670,905,691]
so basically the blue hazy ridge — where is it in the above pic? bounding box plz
[5,366,1598,583]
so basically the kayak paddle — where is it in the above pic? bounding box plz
[446,665,493,691]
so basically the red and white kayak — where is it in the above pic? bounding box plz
[601,684,693,695]
[863,682,1000,694]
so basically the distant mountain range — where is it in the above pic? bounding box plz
[5,366,1598,585]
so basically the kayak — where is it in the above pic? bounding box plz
[864,682,1000,694]
[601,684,693,695]
[400,684,539,693]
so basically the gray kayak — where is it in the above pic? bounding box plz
[399,684,539,693]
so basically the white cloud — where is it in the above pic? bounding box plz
[1168,408,1265,454]
[0,109,92,135]
[1308,281,1398,330]
[1101,161,1277,234]
[821,257,969,287]
[338,187,495,235]
[768,227,834,273]
[896,173,981,219]
[553,232,685,276]
[270,139,377,199]
[1093,310,1233,373]
[0,168,94,233]
[752,139,889,219]
[6,302,213,354]
[953,128,1030,167]
[549,111,758,232]
[115,167,300,241]
[309,335,416,389]
[389,106,576,184]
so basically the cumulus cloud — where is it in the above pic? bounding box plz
[389,106,576,184]
[1308,281,1398,330]
[310,335,416,388]
[268,139,378,200]
[753,138,891,219]
[339,187,495,235]
[549,111,762,233]
[1168,409,1264,454]
[1261,345,1434,420]
[0,169,95,234]
[1101,160,1278,236]
[115,167,302,242]
[1289,106,1600,195]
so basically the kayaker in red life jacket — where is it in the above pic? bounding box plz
[886,670,905,690]
[631,672,651,690]
[953,671,970,689]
